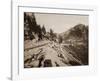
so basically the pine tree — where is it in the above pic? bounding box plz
[49,29,54,40]
[24,12,38,40]
[42,25,46,35]
[37,25,42,41]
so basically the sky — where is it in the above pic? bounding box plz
[34,13,88,33]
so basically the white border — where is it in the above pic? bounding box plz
[12,1,97,80]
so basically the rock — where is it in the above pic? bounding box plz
[29,60,39,67]
[44,59,52,67]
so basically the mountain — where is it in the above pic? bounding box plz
[61,24,88,42]
[60,24,88,65]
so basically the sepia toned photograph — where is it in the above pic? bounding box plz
[24,12,89,68]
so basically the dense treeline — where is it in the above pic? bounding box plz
[24,12,47,40]
[24,12,57,41]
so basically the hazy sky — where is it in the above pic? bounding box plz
[34,13,88,33]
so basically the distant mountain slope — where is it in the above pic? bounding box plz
[61,24,88,42]
[60,24,88,65]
